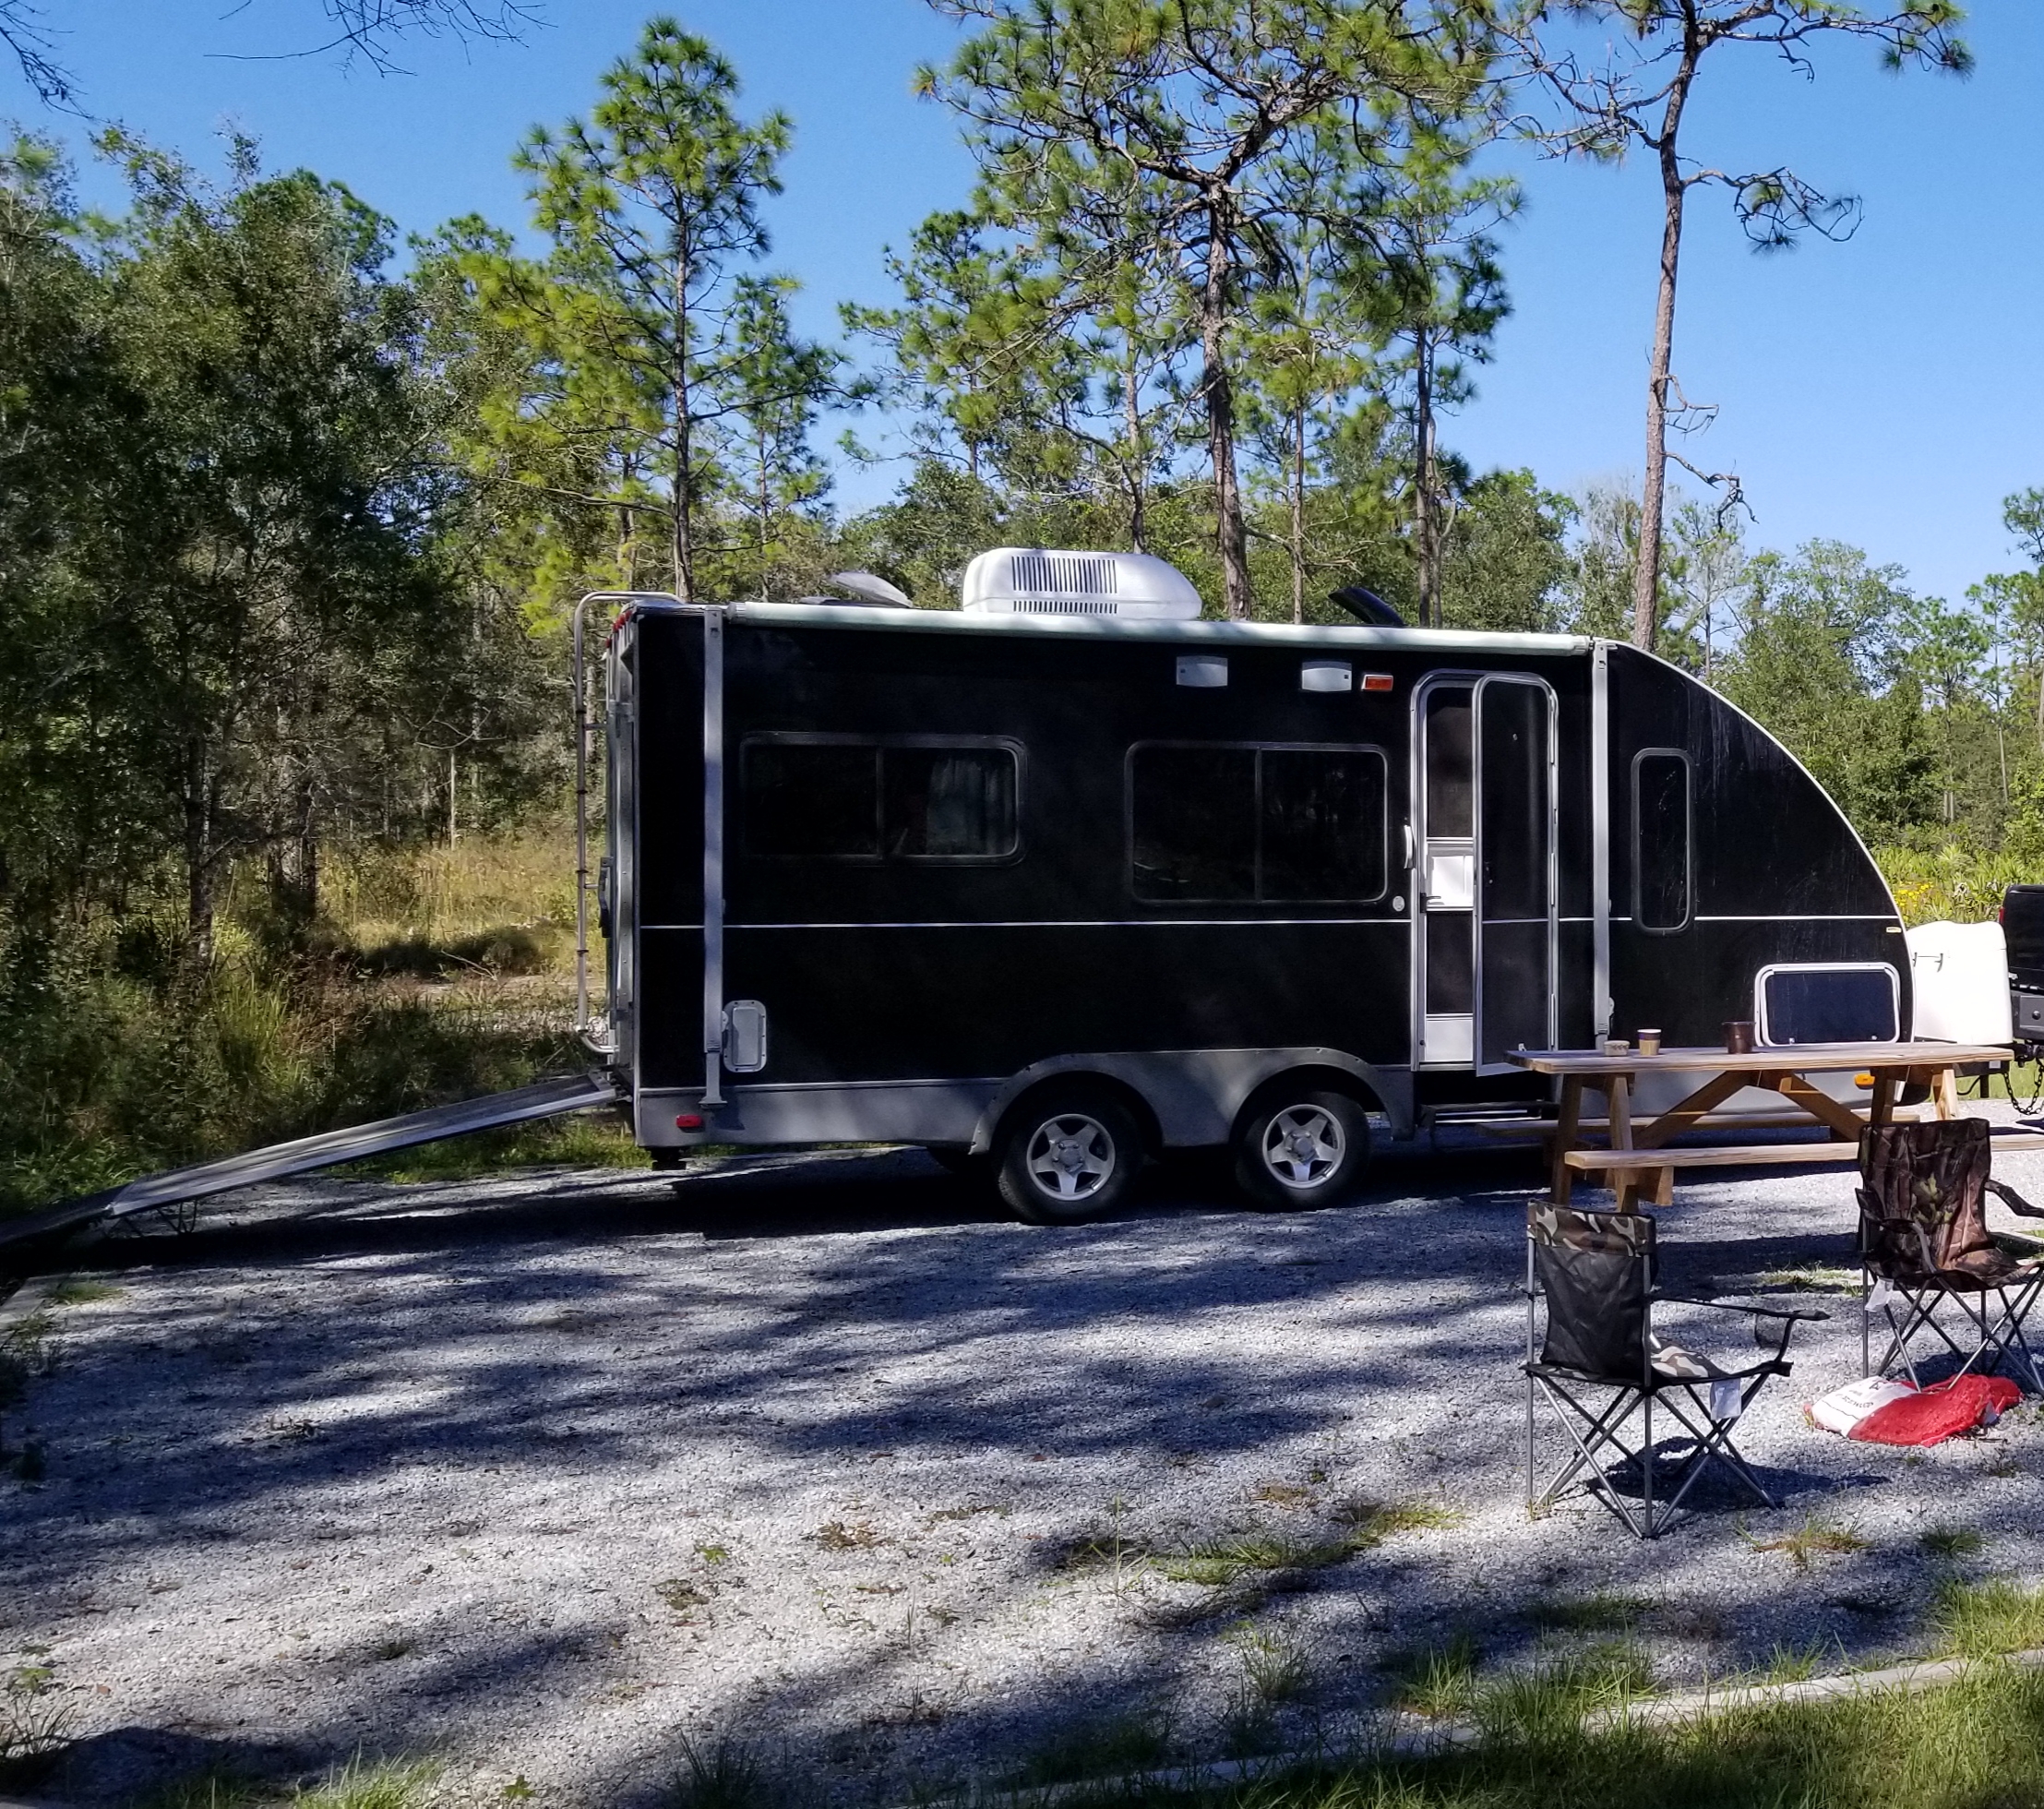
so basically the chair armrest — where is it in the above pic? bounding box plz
[1986,1178,2044,1219]
[1653,1294,1830,1324]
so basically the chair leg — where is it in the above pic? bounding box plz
[1531,1379,1652,1539]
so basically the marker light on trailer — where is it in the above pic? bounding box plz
[1361,673,1394,692]
[675,1113,704,1131]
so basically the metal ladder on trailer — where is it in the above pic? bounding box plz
[0,1070,624,1257]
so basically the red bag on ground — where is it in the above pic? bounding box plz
[1848,1374,2022,1446]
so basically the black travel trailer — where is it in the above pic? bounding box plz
[587,566,1912,1225]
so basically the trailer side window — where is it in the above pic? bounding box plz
[742,737,1020,862]
[1129,744,1388,904]
[883,748,1017,858]
[1632,749,1691,933]
[745,742,881,859]
[1131,747,1258,900]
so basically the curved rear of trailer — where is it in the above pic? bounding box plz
[1601,642,1907,1058]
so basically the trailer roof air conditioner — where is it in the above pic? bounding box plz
[960,547,1203,619]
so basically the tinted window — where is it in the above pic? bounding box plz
[1131,747,1257,901]
[744,739,1018,861]
[1634,750,1691,932]
[1479,682,1550,921]
[1261,749,1389,902]
[1425,689,1474,837]
[1130,744,1388,904]
[1761,965,1898,1045]
[883,748,1017,858]
[744,742,879,858]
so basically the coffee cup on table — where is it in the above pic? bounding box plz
[1638,1029,1663,1057]
[1724,1020,1755,1055]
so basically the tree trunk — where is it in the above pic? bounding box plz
[1201,210,1250,619]
[671,250,695,603]
[758,432,771,600]
[1123,343,1147,554]
[184,737,215,967]
[1633,49,1699,654]
[1290,403,1307,627]
[1415,329,1439,629]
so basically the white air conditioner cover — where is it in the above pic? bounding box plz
[1907,918,2013,1044]
[960,547,1203,619]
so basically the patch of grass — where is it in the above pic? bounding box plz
[1328,1494,1463,1547]
[1744,1638,1837,1685]
[1233,1623,1313,1706]
[1140,1656,2044,1809]
[0,1662,77,1786]
[807,1520,881,1551]
[1153,1533,1353,1587]
[655,1577,710,1612]
[45,1277,122,1306]
[353,1110,647,1182]
[694,1541,733,1564]
[663,1734,772,1809]
[1006,1707,1175,1788]
[1748,1515,1871,1572]
[1252,1480,1315,1508]
[1387,1633,1483,1719]
[1477,1643,1657,1746]
[292,1755,439,1809]
[1932,1577,2044,1658]
[1919,1525,1986,1560]
[1531,1594,1652,1635]
[1761,1266,1860,1293]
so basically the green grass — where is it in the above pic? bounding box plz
[1746,1516,1871,1572]
[1931,1578,2044,1659]
[1529,1594,1652,1635]
[1120,1660,2044,1809]
[1918,1526,1986,1561]
[45,1277,123,1305]
[102,1754,437,1809]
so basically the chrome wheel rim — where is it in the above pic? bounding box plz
[1261,1106,1344,1191]
[1025,1113,1117,1202]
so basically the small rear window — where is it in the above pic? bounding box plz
[1757,964,1899,1046]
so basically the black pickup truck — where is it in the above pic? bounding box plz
[2003,884,2044,1048]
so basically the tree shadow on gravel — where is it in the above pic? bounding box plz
[0,1143,1975,1807]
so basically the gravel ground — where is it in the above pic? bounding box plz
[6,1110,2044,1806]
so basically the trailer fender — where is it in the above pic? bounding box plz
[970,1049,1413,1156]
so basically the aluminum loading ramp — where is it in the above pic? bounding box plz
[0,1070,624,1256]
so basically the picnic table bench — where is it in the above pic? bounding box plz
[1504,1041,2036,1210]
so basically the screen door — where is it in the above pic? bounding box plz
[1475,676,1557,1071]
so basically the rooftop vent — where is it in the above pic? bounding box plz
[961,547,1202,620]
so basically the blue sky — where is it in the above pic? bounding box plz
[12,1,2041,603]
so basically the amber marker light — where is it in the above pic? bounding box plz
[1361,673,1394,692]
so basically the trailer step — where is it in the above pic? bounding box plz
[0,1071,624,1256]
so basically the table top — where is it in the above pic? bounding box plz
[1505,1040,2012,1076]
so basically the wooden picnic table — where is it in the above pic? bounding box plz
[1505,1040,2020,1210]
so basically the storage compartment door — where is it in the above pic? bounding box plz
[1476,677,1557,1072]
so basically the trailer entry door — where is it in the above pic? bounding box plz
[1415,674,1557,1071]
[1475,677,1558,1072]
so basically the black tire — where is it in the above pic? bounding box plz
[996,1089,1143,1226]
[1233,1086,1371,1212]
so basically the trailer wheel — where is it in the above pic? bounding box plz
[997,1091,1142,1225]
[1234,1087,1370,1212]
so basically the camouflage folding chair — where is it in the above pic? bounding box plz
[1859,1119,2044,1394]
[1525,1201,1824,1539]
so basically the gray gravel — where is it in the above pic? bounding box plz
[6,1114,2044,1806]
